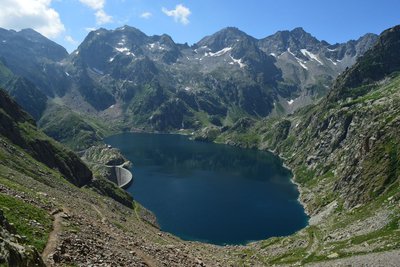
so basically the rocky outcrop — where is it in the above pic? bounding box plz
[283,26,400,210]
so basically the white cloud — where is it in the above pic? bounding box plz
[79,0,105,10]
[95,10,113,24]
[0,0,65,38]
[65,35,78,45]
[79,0,112,25]
[140,12,152,19]
[162,4,191,25]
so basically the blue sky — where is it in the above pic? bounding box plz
[1,0,399,52]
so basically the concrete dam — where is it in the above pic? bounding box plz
[105,165,133,189]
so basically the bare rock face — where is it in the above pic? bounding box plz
[0,210,45,267]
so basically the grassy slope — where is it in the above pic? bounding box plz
[38,103,115,151]
[0,193,52,251]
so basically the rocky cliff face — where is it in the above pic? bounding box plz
[286,25,400,211]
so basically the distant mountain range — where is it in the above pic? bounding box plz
[0,25,378,146]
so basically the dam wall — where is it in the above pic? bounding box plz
[106,165,133,189]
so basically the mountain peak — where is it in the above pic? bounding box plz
[258,26,321,54]
[115,25,142,33]
[220,26,243,34]
[19,28,41,35]
[195,26,254,51]
[290,27,306,34]
[212,26,249,38]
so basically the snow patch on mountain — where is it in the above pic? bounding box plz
[115,47,129,53]
[297,60,308,70]
[230,55,246,68]
[205,47,232,57]
[300,49,323,65]
[115,47,135,57]
[148,43,166,51]
[287,48,296,57]
[287,48,308,69]
[327,58,337,65]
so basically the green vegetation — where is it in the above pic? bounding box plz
[0,193,52,252]
[294,165,316,185]
[89,174,133,208]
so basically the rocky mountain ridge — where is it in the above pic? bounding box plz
[0,26,378,148]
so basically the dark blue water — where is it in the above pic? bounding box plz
[105,132,308,245]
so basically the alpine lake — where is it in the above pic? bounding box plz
[105,132,308,245]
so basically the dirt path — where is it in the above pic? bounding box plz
[91,204,107,224]
[42,209,65,266]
